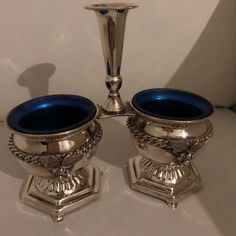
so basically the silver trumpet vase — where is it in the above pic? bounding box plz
[86,3,138,115]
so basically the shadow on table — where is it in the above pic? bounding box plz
[0,124,26,179]
[17,63,56,99]
[166,0,236,107]
[195,109,236,236]
[0,63,56,179]
[166,0,236,234]
[96,118,136,185]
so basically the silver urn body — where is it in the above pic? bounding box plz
[7,94,103,222]
[127,89,214,208]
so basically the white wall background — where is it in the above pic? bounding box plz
[0,0,236,120]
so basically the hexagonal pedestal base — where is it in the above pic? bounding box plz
[21,165,101,222]
[128,156,202,208]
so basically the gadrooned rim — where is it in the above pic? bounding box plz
[7,94,97,136]
[131,88,214,122]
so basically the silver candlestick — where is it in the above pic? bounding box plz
[86,3,138,115]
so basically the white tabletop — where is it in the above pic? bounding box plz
[0,108,235,236]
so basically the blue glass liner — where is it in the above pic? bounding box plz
[7,94,97,135]
[131,88,214,121]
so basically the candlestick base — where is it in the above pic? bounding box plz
[97,102,134,119]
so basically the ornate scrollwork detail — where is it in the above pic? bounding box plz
[8,121,103,170]
[127,117,213,162]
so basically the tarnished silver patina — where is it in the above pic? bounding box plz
[127,98,214,208]
[86,3,138,116]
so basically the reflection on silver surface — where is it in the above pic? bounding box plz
[8,117,103,222]
[86,3,138,115]
[4,2,218,223]
[127,111,214,208]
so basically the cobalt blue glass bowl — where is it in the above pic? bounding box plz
[131,88,214,122]
[7,94,97,135]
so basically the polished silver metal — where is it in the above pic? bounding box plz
[86,3,138,115]
[5,3,216,221]
[8,118,103,222]
[127,109,214,208]
[97,102,135,119]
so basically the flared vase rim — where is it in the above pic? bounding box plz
[85,3,138,11]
